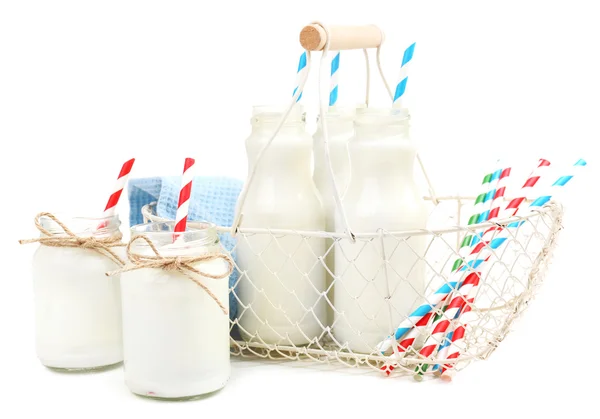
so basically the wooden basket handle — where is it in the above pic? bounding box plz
[299,24,384,51]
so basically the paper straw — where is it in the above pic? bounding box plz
[479,166,511,222]
[392,42,415,108]
[292,51,308,102]
[413,273,480,378]
[440,159,586,378]
[174,158,195,236]
[103,158,135,218]
[380,308,439,375]
[427,164,510,373]
[501,158,551,217]
[470,159,550,247]
[452,164,502,272]
[329,52,340,107]
[376,273,478,354]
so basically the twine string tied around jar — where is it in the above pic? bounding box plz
[106,235,233,315]
[19,212,126,266]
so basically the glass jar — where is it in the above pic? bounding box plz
[236,105,327,345]
[120,222,231,400]
[334,108,427,353]
[32,214,124,370]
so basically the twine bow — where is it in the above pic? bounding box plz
[19,212,126,266]
[106,235,233,315]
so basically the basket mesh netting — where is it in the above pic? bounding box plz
[142,198,562,378]
[139,33,565,378]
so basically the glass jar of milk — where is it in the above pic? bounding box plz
[236,105,327,346]
[120,222,231,400]
[32,214,124,371]
[334,108,428,354]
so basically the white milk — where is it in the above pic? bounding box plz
[334,108,428,353]
[313,107,355,234]
[32,215,123,370]
[120,223,230,399]
[237,105,327,345]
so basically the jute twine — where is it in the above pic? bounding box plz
[106,235,233,315]
[19,212,126,267]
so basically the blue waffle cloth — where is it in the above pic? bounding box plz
[127,176,243,319]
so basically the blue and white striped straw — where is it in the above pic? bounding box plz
[292,51,308,102]
[329,51,340,107]
[392,42,416,108]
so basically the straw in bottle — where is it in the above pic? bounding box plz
[174,158,196,237]
[329,51,340,107]
[392,42,415,108]
[292,52,308,102]
[103,158,136,218]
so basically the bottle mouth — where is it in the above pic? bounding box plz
[130,221,218,249]
[252,104,306,123]
[355,107,410,125]
[40,213,121,237]
[318,105,362,121]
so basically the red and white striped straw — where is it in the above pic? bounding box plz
[174,158,196,236]
[103,158,136,218]
[501,159,550,218]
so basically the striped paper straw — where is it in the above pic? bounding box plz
[431,329,454,374]
[376,273,478,354]
[479,165,511,222]
[428,164,510,372]
[103,158,135,218]
[413,272,480,377]
[470,159,550,247]
[174,157,195,236]
[440,159,586,378]
[392,42,415,108]
[292,51,308,102]
[502,158,551,217]
[438,296,474,379]
[421,164,502,375]
[329,52,340,107]
[381,308,439,375]
[452,164,502,272]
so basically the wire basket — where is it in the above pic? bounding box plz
[140,23,565,378]
[142,198,562,377]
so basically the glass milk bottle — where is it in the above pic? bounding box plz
[237,105,326,345]
[334,108,427,353]
[119,222,231,399]
[31,214,124,370]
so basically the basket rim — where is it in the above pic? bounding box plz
[141,197,562,239]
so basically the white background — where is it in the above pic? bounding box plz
[1,1,599,417]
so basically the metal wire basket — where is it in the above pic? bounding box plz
[142,198,562,378]
[140,23,564,378]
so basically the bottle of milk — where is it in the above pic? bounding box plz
[333,108,427,354]
[236,105,326,346]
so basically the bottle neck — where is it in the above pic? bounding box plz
[354,121,410,140]
[350,118,415,177]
